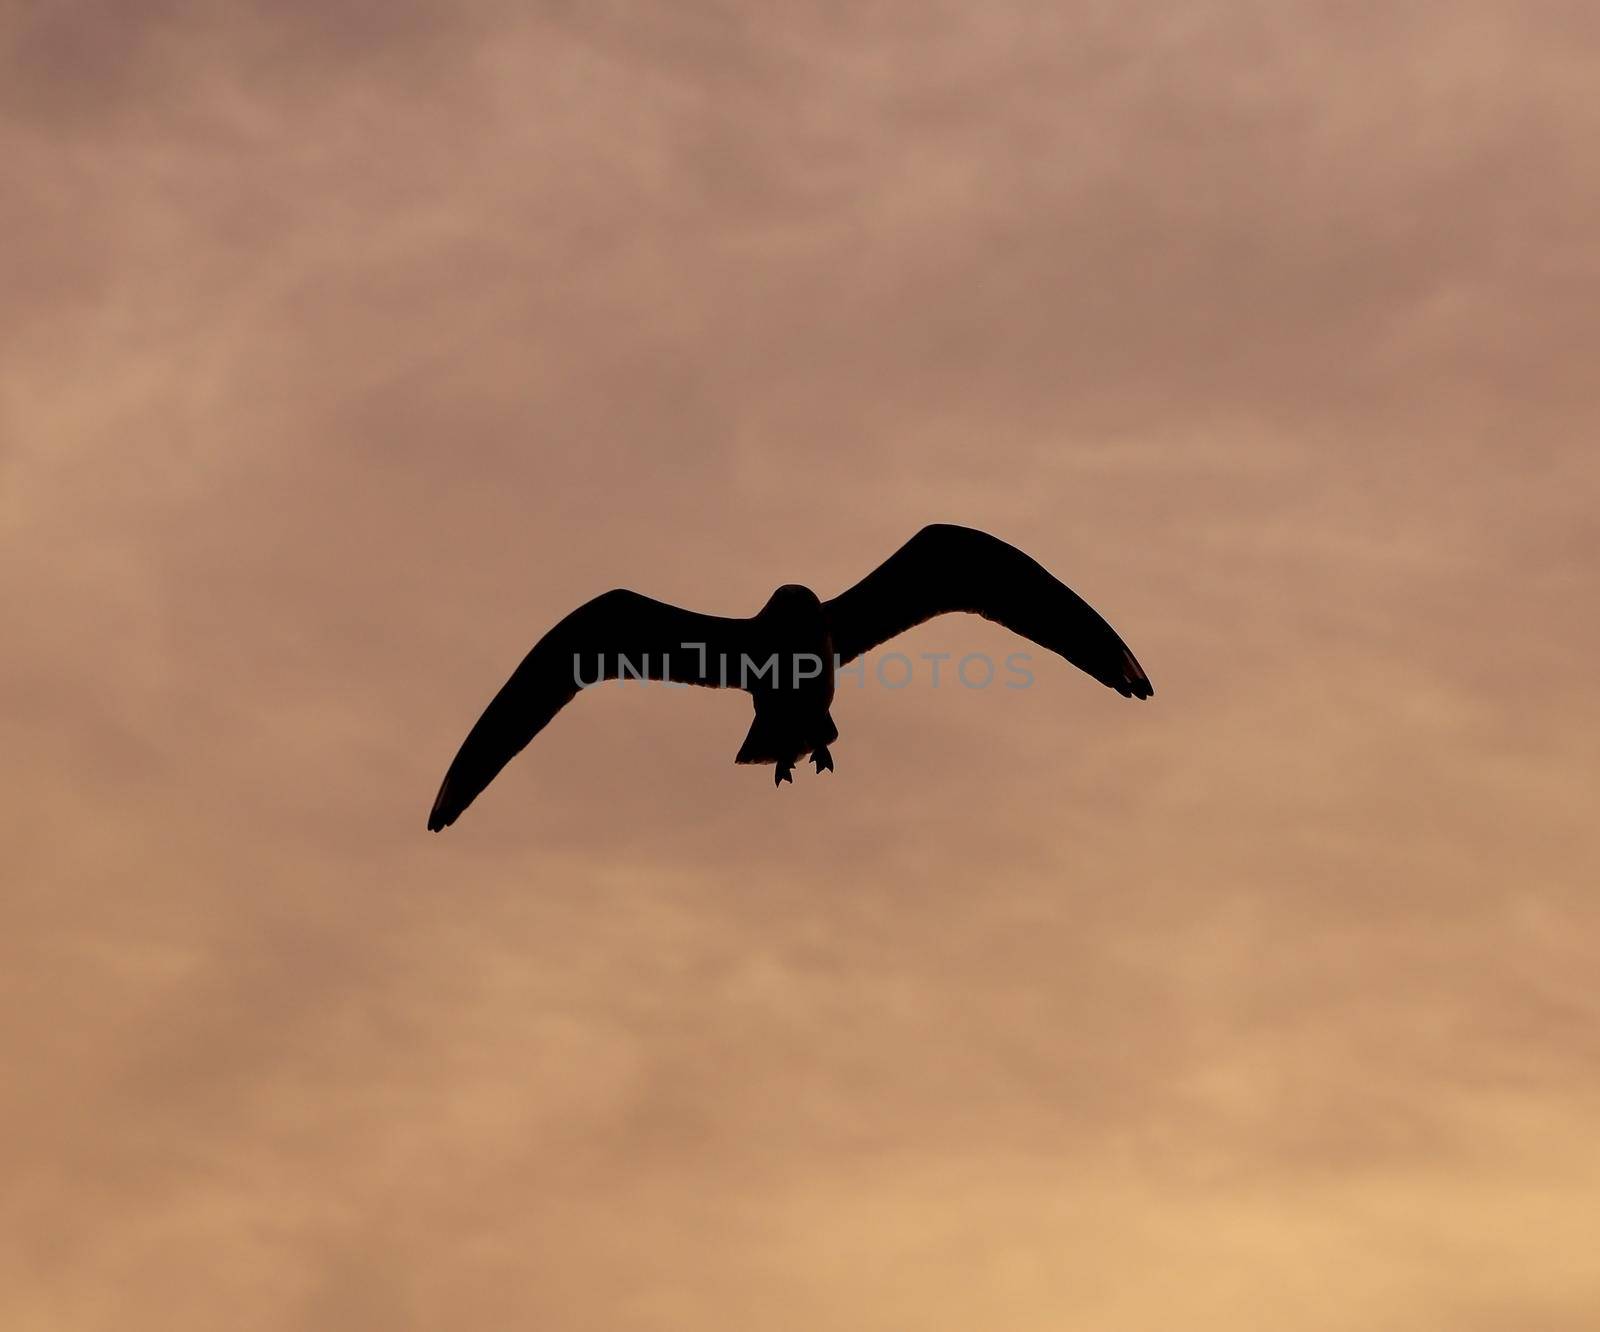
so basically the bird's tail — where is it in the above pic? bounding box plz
[734,710,838,765]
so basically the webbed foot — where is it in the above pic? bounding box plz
[812,746,834,774]
[774,764,794,787]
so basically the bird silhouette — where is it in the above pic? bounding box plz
[427,524,1153,829]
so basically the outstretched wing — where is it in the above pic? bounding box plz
[824,524,1154,699]
[428,589,750,830]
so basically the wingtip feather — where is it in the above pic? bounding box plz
[1119,648,1154,700]
[427,786,457,831]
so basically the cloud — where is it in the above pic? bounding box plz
[3,2,1597,1328]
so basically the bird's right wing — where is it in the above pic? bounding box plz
[824,524,1154,698]
[428,590,750,830]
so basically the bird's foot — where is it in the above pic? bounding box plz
[812,746,834,774]
[774,764,794,787]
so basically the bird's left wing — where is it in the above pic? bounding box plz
[824,524,1154,699]
[428,589,750,830]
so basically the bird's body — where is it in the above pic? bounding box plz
[427,524,1153,830]
[732,585,838,784]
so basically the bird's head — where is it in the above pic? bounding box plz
[760,584,822,616]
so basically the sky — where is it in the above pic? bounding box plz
[4,2,1598,1328]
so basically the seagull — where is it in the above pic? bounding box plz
[427,523,1153,829]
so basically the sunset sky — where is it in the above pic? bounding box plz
[4,2,1598,1328]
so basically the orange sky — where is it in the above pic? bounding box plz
[4,3,1598,1328]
